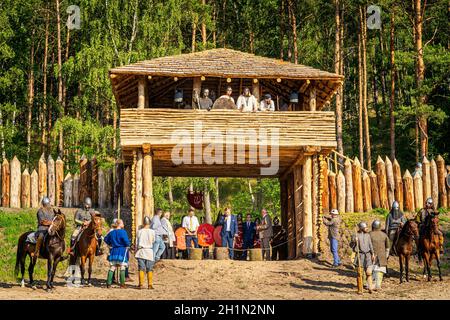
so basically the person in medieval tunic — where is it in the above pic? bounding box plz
[161,211,176,259]
[322,209,341,267]
[385,200,407,254]
[257,209,273,261]
[151,208,167,262]
[370,220,390,291]
[104,219,130,288]
[259,94,275,111]
[31,197,54,259]
[218,86,235,103]
[68,197,103,256]
[351,222,375,293]
[415,197,444,253]
[271,217,287,261]
[136,216,155,289]
[236,87,258,112]
[195,88,214,110]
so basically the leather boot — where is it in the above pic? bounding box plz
[68,238,76,256]
[32,235,44,258]
[106,270,114,288]
[96,238,104,256]
[119,270,126,288]
[366,273,374,293]
[138,271,145,289]
[147,271,154,289]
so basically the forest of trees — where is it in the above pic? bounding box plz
[0,0,448,217]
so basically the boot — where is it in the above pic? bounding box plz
[68,238,76,256]
[366,273,374,294]
[96,238,104,256]
[119,270,126,288]
[138,271,145,289]
[376,272,384,290]
[31,235,44,258]
[147,271,154,289]
[106,270,114,288]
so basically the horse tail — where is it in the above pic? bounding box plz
[14,233,29,279]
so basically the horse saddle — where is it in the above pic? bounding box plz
[26,232,37,244]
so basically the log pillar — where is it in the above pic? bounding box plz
[10,156,21,208]
[403,170,415,212]
[376,156,389,209]
[328,171,337,210]
[352,157,363,212]
[393,159,403,211]
[91,156,98,207]
[38,154,47,202]
[142,144,154,218]
[302,156,313,256]
[30,169,39,208]
[55,157,64,207]
[293,165,302,258]
[123,166,131,207]
[2,159,10,207]
[336,170,346,214]
[21,169,30,209]
[436,155,447,208]
[72,173,80,207]
[252,81,260,102]
[135,149,143,233]
[137,77,147,109]
[413,172,423,210]
[309,85,316,111]
[385,156,395,209]
[344,159,353,212]
[422,156,431,201]
[321,159,329,214]
[430,159,439,206]
[286,173,296,259]
[192,77,202,109]
[64,173,73,207]
[47,155,55,206]
[370,170,380,208]
[362,171,372,211]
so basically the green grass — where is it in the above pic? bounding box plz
[0,209,78,283]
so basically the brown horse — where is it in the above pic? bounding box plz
[394,219,419,283]
[69,211,102,285]
[419,214,443,281]
[15,209,67,290]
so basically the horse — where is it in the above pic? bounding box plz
[69,211,103,285]
[15,209,67,290]
[394,219,419,283]
[419,214,443,282]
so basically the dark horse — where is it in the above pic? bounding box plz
[15,209,67,290]
[419,214,443,281]
[394,219,419,283]
[69,211,102,285]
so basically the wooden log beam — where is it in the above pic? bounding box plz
[413,172,423,210]
[376,156,389,209]
[385,156,395,209]
[321,160,329,214]
[72,173,80,207]
[135,149,144,228]
[91,156,98,207]
[79,154,91,203]
[352,157,363,212]
[47,155,55,206]
[31,169,38,208]
[302,156,313,256]
[336,170,346,214]
[137,77,146,109]
[393,159,403,211]
[344,159,353,213]
[38,154,47,202]
[55,157,64,207]
[123,166,131,207]
[64,173,73,207]
[403,170,415,212]
[362,171,372,211]
[98,168,105,208]
[309,85,317,111]
[328,171,337,210]
[293,165,302,258]
[430,159,439,206]
[312,155,319,254]
[370,170,380,209]
[10,156,21,208]
[436,155,447,208]
[1,159,10,207]
[21,168,30,209]
[143,144,154,217]
[422,156,431,201]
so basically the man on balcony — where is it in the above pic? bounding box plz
[195,88,214,111]
[236,87,258,112]
[259,94,275,111]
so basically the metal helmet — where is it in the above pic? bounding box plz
[416,162,422,168]
[392,201,399,210]
[330,209,339,215]
[372,220,381,230]
[358,221,368,230]
[143,216,151,226]
[41,196,51,207]
[83,197,92,209]
[425,197,433,208]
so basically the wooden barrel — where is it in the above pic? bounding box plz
[188,248,203,260]
[249,248,262,261]
[214,247,229,260]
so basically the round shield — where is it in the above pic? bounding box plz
[212,97,237,110]
[174,227,187,250]
[198,223,215,247]
[213,225,223,246]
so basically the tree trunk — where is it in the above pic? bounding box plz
[27,29,35,165]
[42,11,49,152]
[389,11,396,160]
[192,13,198,53]
[204,178,212,224]
[403,170,415,212]
[10,157,21,208]
[334,0,344,165]
[201,0,207,47]
[279,0,285,59]
[31,169,39,208]
[287,0,297,64]
[358,30,364,167]
[56,0,64,158]
[361,6,371,170]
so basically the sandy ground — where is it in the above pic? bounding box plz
[0,255,449,300]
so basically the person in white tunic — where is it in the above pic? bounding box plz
[135,216,156,289]
[236,87,258,112]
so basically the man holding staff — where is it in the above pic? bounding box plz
[351,222,375,294]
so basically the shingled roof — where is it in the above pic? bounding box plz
[110,48,343,80]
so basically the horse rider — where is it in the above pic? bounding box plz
[68,197,103,256]
[415,197,444,253]
[385,201,407,251]
[31,196,54,259]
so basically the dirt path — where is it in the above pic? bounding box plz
[1,257,448,300]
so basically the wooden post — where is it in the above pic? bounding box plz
[1,159,10,207]
[192,77,202,109]
[436,155,447,208]
[252,81,260,103]
[105,169,112,208]
[302,156,313,256]
[47,155,55,206]
[72,173,80,207]
[321,160,329,214]
[285,175,295,259]
[422,156,431,201]
[142,144,154,217]
[98,168,105,208]
[403,170,415,212]
[393,159,403,211]
[135,150,143,229]
[344,158,353,212]
[114,161,124,208]
[137,77,146,109]
[38,153,47,201]
[413,172,423,210]
[385,156,395,209]
[430,159,439,206]
[64,173,73,207]
[91,156,98,207]
[55,156,64,207]
[30,169,39,208]
[309,86,316,111]
[336,170,346,214]
[21,168,30,209]
[352,157,363,212]
[10,156,21,208]
[293,165,302,258]
[328,171,337,210]
[376,156,389,209]
[79,154,91,203]
[370,170,380,208]
[123,166,131,207]
[362,171,372,211]
[312,155,319,254]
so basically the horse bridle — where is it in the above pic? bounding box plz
[48,214,65,241]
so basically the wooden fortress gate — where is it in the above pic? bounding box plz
[110,49,343,258]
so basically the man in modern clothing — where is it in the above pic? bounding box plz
[219,207,239,259]
[322,209,341,267]
[182,208,200,249]
[257,209,273,261]
[242,214,256,260]
[150,208,167,262]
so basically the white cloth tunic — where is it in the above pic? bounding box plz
[135,228,155,261]
[236,95,258,112]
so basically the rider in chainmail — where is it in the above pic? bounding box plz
[385,201,408,247]
[32,197,54,260]
[415,197,444,254]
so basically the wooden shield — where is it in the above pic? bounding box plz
[198,223,215,246]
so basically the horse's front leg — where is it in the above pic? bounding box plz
[28,257,36,288]
[399,255,404,284]
[50,256,61,289]
[405,254,410,282]
[87,254,94,286]
[46,258,53,290]
[436,254,443,281]
[80,255,87,285]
